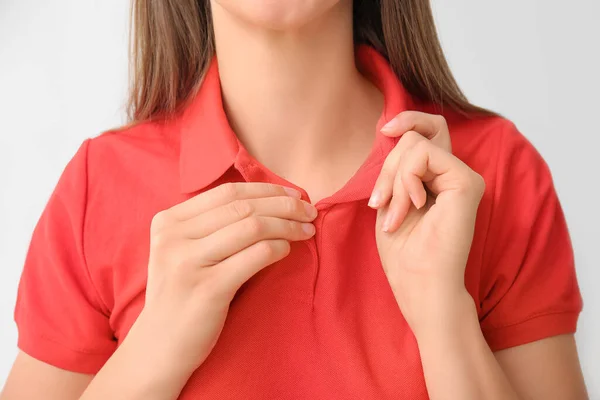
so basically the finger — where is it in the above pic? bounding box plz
[397,140,485,235]
[369,130,425,209]
[216,239,291,293]
[197,216,315,264]
[382,135,431,232]
[369,146,400,208]
[380,111,451,152]
[382,171,413,233]
[400,140,475,199]
[178,196,317,239]
[169,182,302,221]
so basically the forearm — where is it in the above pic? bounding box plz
[80,315,193,400]
[414,292,519,400]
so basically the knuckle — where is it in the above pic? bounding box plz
[219,182,238,199]
[402,130,421,142]
[151,210,170,233]
[259,240,291,260]
[288,220,302,236]
[473,171,485,185]
[245,216,265,236]
[455,171,485,198]
[151,231,171,249]
[434,116,452,150]
[268,183,286,196]
[283,197,302,215]
[436,114,448,129]
[231,199,253,218]
[282,241,292,256]
[255,240,278,259]
[472,172,486,193]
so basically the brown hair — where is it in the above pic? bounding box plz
[128,0,494,122]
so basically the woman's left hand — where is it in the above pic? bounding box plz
[371,111,485,338]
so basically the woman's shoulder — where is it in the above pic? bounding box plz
[429,107,549,183]
[412,101,535,163]
[76,118,185,222]
[84,118,182,183]
[90,118,179,155]
[441,108,525,152]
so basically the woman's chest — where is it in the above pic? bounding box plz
[93,201,440,399]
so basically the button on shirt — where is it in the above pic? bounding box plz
[15,46,582,399]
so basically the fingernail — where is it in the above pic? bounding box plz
[409,192,421,209]
[380,119,398,133]
[368,191,381,208]
[302,223,315,235]
[382,212,395,232]
[304,202,318,219]
[284,187,302,198]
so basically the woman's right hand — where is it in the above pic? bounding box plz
[130,182,317,376]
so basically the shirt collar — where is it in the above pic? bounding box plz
[178,45,412,194]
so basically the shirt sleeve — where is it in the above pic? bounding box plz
[478,121,583,352]
[14,139,117,374]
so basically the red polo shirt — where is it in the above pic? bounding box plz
[15,46,582,399]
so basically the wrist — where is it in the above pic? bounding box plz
[410,290,516,400]
[82,312,193,400]
[123,310,198,382]
[408,287,478,342]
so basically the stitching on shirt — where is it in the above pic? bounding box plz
[478,118,508,272]
[35,331,114,356]
[476,119,512,312]
[481,309,580,332]
[310,208,330,304]
[81,139,112,316]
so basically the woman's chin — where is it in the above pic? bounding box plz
[212,0,344,31]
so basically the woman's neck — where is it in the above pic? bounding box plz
[211,1,383,197]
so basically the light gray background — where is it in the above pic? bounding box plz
[1,0,598,395]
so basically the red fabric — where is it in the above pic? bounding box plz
[15,46,582,399]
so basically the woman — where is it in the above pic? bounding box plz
[1,0,588,399]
